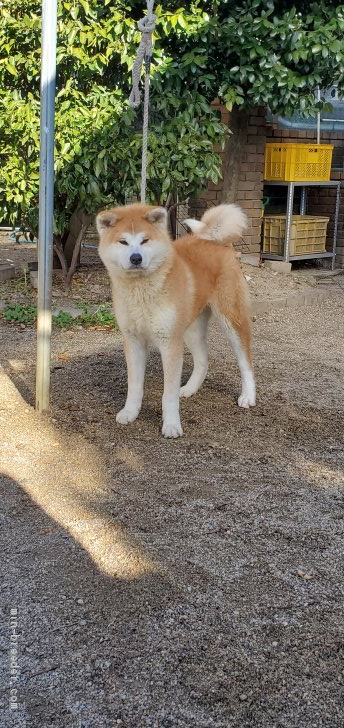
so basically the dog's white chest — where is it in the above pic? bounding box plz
[113,283,175,342]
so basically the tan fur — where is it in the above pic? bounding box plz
[97,203,255,437]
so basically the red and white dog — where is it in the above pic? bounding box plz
[97,203,255,437]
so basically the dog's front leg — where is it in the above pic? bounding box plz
[116,334,147,425]
[159,340,184,438]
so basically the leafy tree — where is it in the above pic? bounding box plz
[157,0,344,115]
[0,0,226,283]
[0,0,343,284]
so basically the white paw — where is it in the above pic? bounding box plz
[162,421,183,438]
[116,408,139,425]
[180,384,196,398]
[238,393,256,409]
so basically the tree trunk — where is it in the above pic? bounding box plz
[221,107,249,203]
[63,208,91,267]
[52,208,91,289]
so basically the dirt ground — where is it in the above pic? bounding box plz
[0,291,343,727]
[0,231,325,310]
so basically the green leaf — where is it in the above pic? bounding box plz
[6,63,18,76]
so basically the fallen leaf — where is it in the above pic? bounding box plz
[297,569,314,580]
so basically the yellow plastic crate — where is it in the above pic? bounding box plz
[262,215,329,256]
[264,143,333,182]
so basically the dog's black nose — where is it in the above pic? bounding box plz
[130,253,142,266]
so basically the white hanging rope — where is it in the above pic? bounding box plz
[129,0,156,203]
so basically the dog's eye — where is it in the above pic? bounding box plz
[118,239,128,245]
[141,238,149,245]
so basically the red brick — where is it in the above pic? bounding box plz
[249,115,266,126]
[237,199,262,210]
[248,134,264,145]
[237,181,256,191]
[247,153,260,163]
[245,206,262,221]
[244,190,262,200]
[208,182,222,191]
[245,171,263,182]
[252,147,265,154]
[202,190,218,201]
[250,216,263,226]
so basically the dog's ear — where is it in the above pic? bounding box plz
[183,218,205,234]
[145,207,167,229]
[96,210,118,233]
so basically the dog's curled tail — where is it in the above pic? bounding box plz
[184,203,247,244]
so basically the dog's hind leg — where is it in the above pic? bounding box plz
[212,295,255,409]
[116,334,147,425]
[180,309,210,398]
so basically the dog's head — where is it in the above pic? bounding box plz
[96,204,171,276]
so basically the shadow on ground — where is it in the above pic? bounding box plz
[1,297,343,727]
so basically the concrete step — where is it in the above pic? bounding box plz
[0,262,16,282]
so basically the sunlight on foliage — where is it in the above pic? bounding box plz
[0,0,343,244]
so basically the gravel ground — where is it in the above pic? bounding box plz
[0,294,343,727]
[0,231,324,309]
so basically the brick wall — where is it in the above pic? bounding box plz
[200,104,266,254]
[234,108,266,254]
[266,124,344,268]
[202,105,344,267]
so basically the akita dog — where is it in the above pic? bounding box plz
[96,202,255,438]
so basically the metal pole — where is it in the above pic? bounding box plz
[300,187,307,215]
[332,182,341,271]
[36,0,57,411]
[284,183,294,262]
